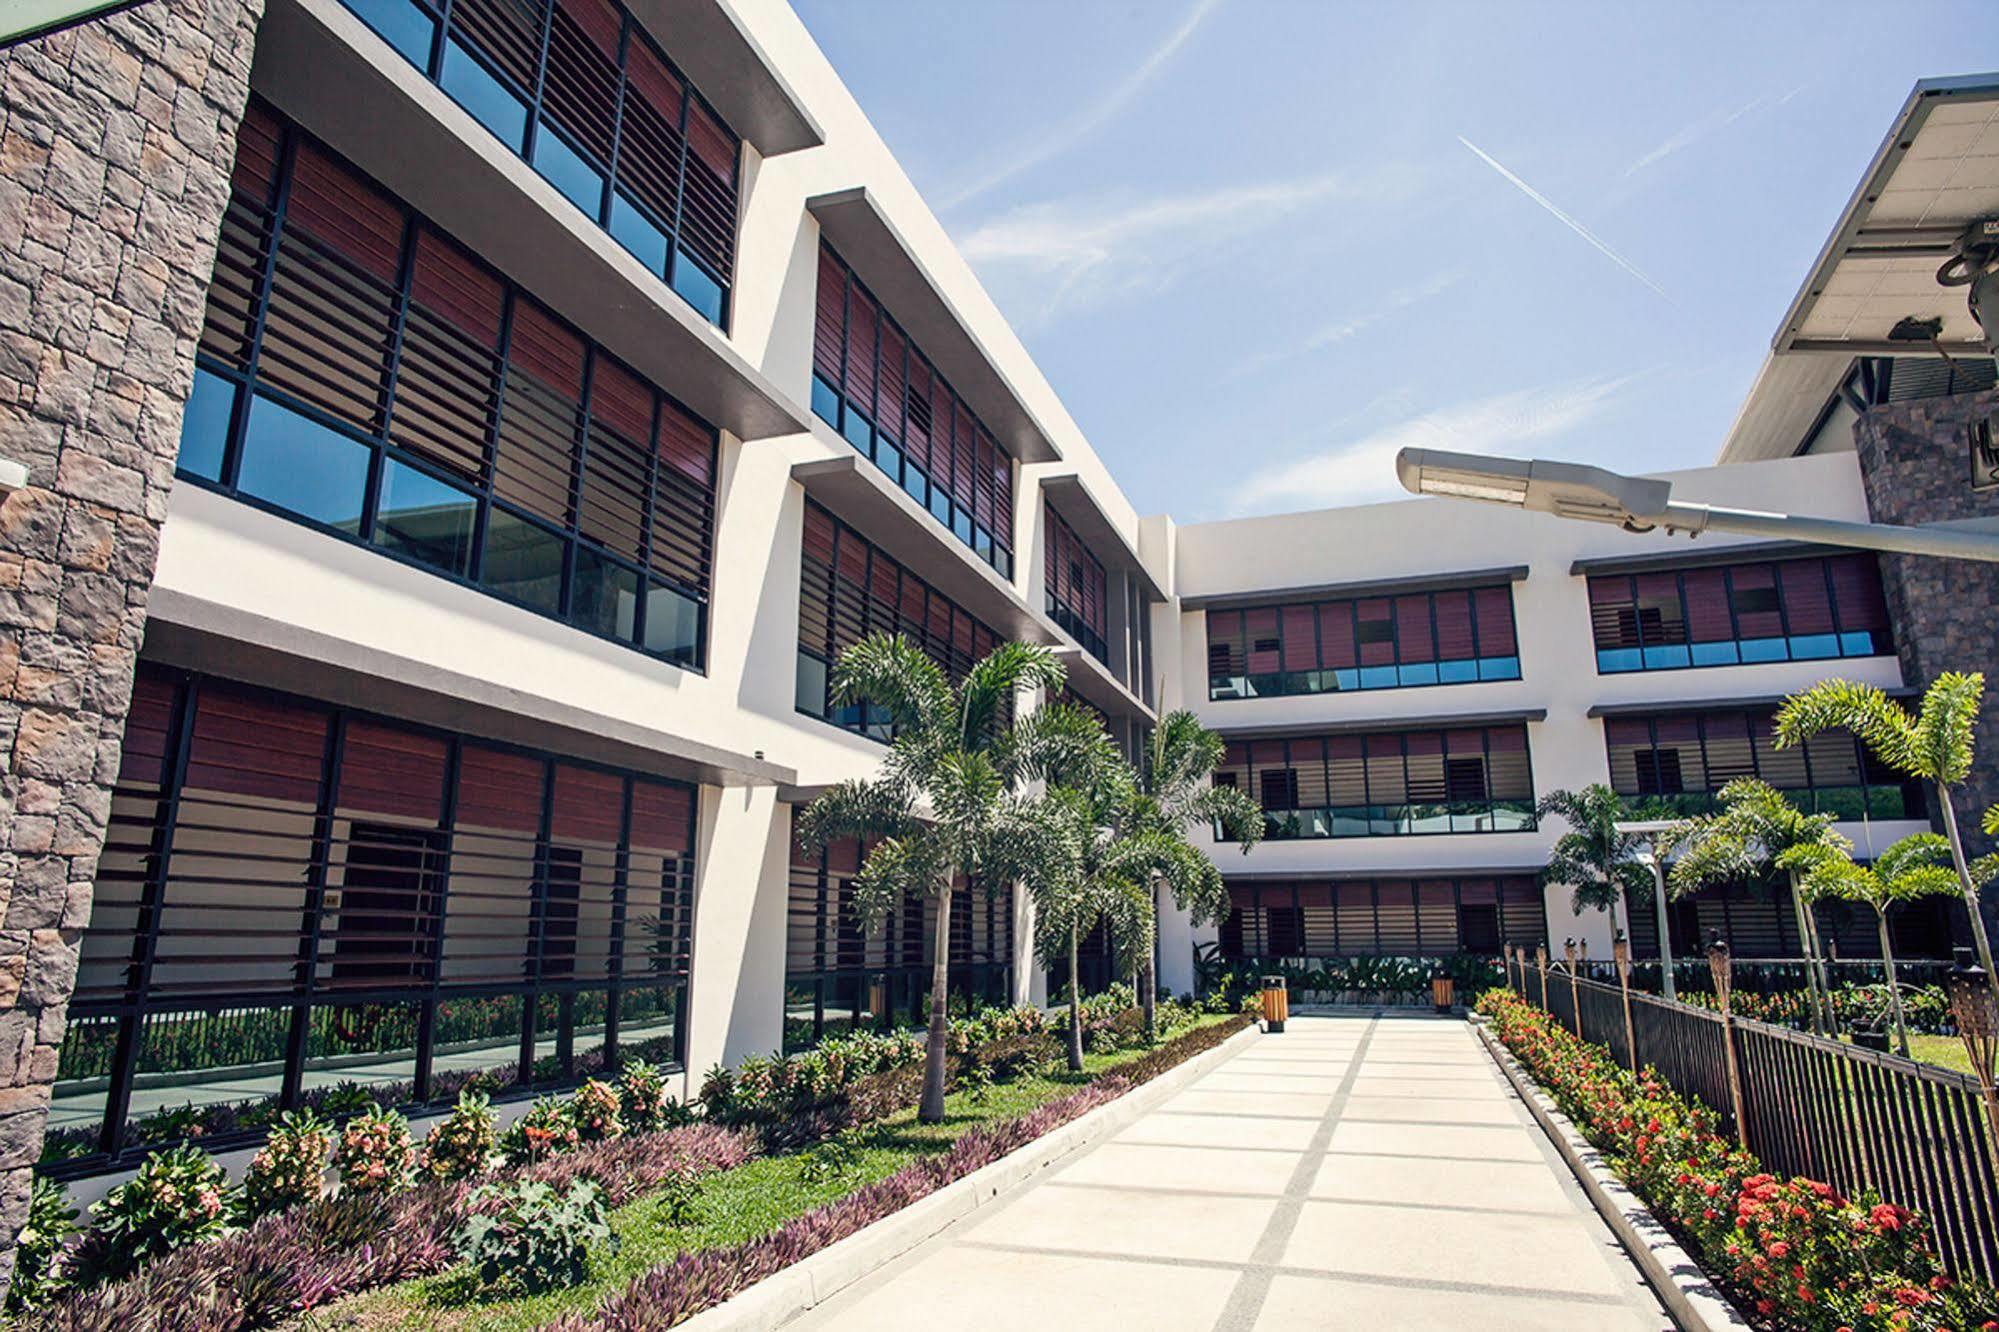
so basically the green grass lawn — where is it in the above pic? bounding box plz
[309,1016,1239,1332]
[1834,1031,1977,1076]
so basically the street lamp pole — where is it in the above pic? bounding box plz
[1395,447,1999,564]
[1618,820,1680,1003]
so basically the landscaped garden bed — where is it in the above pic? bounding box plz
[1476,988,1999,1331]
[12,998,1248,1332]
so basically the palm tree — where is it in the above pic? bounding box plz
[1669,779,1848,1036]
[1126,711,1264,1041]
[1784,833,1957,1057]
[796,633,1085,1123]
[1776,673,1999,1014]
[1538,784,1661,967]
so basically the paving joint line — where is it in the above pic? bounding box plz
[1035,1177,1578,1218]
[1212,1010,1380,1332]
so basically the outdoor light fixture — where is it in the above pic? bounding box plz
[1708,936,1749,1146]
[1612,932,1637,1073]
[1948,948,1999,1156]
[1707,936,1734,1012]
[1618,820,1680,1003]
[1535,942,1549,1008]
[1396,446,1999,563]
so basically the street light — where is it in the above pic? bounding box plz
[1395,446,1999,563]
[1618,820,1680,1003]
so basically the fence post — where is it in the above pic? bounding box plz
[1535,943,1549,1011]
[1709,938,1748,1149]
[1503,943,1515,995]
[1564,938,1582,1039]
[1614,933,1637,1074]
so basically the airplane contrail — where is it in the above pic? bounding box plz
[1456,135,1673,303]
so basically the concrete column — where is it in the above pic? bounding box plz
[0,0,260,1281]
[683,785,789,1086]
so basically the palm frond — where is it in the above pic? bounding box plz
[793,776,916,852]
[1983,803,1999,837]
[829,632,952,736]
[1774,679,1922,777]
[1911,671,1984,787]
[1188,783,1265,852]
[958,641,1066,750]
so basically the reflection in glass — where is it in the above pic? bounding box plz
[570,545,639,640]
[237,393,370,532]
[532,121,606,219]
[441,39,528,150]
[374,457,476,576]
[480,505,565,615]
[345,0,436,69]
[177,367,236,482]
[644,582,701,665]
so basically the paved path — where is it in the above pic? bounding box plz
[789,1013,1677,1332]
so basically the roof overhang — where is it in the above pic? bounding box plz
[1569,540,1841,577]
[142,587,795,789]
[1586,690,1914,720]
[261,0,812,443]
[1212,709,1545,740]
[1775,74,1999,358]
[808,187,1061,465]
[1181,565,1528,613]
[1039,473,1163,600]
[624,0,823,156]
[792,449,1048,643]
[1714,352,1858,464]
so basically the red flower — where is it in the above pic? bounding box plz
[1893,1286,1931,1307]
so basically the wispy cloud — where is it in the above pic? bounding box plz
[1456,136,1672,303]
[1232,270,1464,377]
[940,0,1223,211]
[1621,85,1807,177]
[1226,377,1634,515]
[958,170,1414,324]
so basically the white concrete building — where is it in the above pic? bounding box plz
[18,0,1994,1184]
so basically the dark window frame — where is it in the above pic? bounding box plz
[1220,876,1547,960]
[1603,709,1924,819]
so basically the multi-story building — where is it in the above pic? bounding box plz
[0,0,1991,1265]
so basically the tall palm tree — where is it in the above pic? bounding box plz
[1538,783,1661,972]
[1127,711,1264,1041]
[796,633,1085,1123]
[1776,673,1999,1013]
[1784,833,1957,1057]
[1669,779,1848,1036]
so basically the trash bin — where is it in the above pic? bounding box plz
[1430,969,1456,1014]
[1261,975,1288,1033]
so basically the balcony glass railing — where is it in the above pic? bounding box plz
[1221,799,1538,842]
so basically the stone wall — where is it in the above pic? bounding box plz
[0,0,260,1283]
[1852,385,1999,905]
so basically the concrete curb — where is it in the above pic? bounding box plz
[1472,1018,1752,1332]
[672,1022,1262,1332]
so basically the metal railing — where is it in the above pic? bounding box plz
[1509,961,1999,1286]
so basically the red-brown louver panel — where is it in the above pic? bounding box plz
[990,447,1012,545]
[286,144,405,285]
[456,746,546,832]
[337,721,448,823]
[1828,554,1889,633]
[804,501,836,564]
[630,780,693,853]
[1473,587,1515,655]
[508,299,586,400]
[1778,560,1834,635]
[589,355,652,444]
[118,672,180,786]
[184,688,330,805]
[1683,567,1733,642]
[1729,565,1782,638]
[1587,576,1635,650]
[552,764,624,843]
[1605,717,1651,748]
[1394,594,1434,663]
[1244,607,1280,674]
[411,229,504,348]
[1433,590,1475,660]
[972,434,995,534]
[655,398,713,485]
[1356,599,1394,666]
[903,359,932,474]
[231,100,283,203]
[875,325,905,442]
[951,402,976,508]
[679,99,738,284]
[844,292,877,420]
[1281,606,1316,671]
[447,0,542,92]
[813,248,846,388]
[615,40,684,225]
[542,0,620,163]
[1317,602,1355,668]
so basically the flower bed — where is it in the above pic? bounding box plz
[542,1012,1254,1331]
[1476,989,1999,1331]
[1678,985,1954,1037]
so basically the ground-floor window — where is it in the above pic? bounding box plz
[784,837,1012,1051]
[1219,876,1546,959]
[1622,877,1962,962]
[47,665,696,1173]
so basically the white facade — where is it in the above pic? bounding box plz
[110,0,1927,1121]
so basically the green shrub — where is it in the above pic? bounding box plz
[569,1078,625,1142]
[332,1103,416,1195]
[502,1095,581,1165]
[72,1142,237,1284]
[454,1178,615,1296]
[243,1108,333,1217]
[616,1058,676,1131]
[6,1175,78,1313]
[419,1089,499,1182]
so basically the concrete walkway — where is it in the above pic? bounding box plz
[789,1013,1676,1331]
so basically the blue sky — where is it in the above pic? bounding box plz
[792,1,1996,521]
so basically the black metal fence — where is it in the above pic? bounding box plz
[1511,963,1999,1287]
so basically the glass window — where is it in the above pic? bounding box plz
[480,505,566,615]
[672,251,725,325]
[236,393,371,533]
[176,366,237,482]
[441,39,530,151]
[571,545,640,640]
[643,581,701,665]
[609,193,670,276]
[373,456,476,577]
[346,0,436,69]
[532,120,607,219]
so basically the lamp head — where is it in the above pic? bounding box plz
[1396,447,1674,528]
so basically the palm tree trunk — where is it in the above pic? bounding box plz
[1066,923,1084,1072]
[1785,871,1827,1037]
[1876,908,1910,1059]
[920,886,953,1124]
[1937,790,1999,1013]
